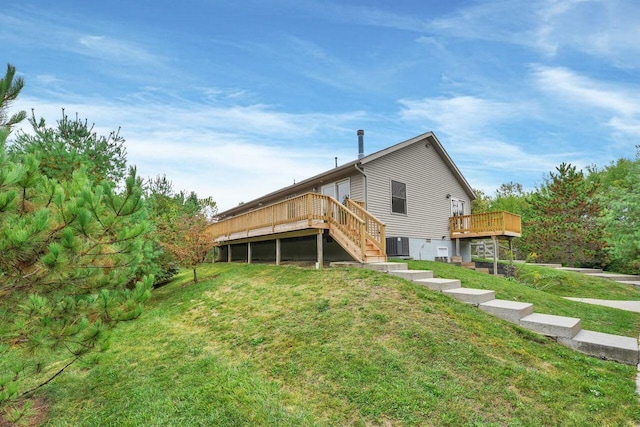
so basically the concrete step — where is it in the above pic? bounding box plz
[390,270,434,281]
[558,330,639,365]
[329,261,362,268]
[557,267,603,274]
[520,313,581,339]
[461,262,476,268]
[442,288,495,305]
[474,267,490,274]
[364,256,387,263]
[413,278,461,291]
[586,272,640,282]
[526,263,562,268]
[622,280,640,287]
[479,300,534,323]
[450,256,463,263]
[361,262,408,272]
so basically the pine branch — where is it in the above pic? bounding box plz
[19,355,81,398]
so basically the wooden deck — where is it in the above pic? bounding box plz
[449,211,522,239]
[207,193,386,263]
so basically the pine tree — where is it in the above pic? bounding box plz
[0,64,26,129]
[0,129,152,409]
[521,163,605,267]
[10,109,127,184]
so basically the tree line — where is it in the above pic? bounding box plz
[472,156,640,274]
[0,64,215,418]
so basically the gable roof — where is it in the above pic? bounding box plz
[216,131,476,219]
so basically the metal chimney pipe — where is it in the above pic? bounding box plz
[357,129,364,159]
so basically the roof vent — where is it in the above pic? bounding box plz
[357,129,364,159]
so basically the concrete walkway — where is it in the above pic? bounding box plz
[333,262,640,365]
[564,297,640,313]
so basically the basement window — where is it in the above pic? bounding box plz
[391,180,407,214]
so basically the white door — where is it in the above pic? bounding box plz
[321,183,336,199]
[336,179,350,204]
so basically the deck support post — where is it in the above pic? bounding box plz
[316,232,323,269]
[455,238,460,257]
[509,238,514,260]
[227,244,232,263]
[247,242,252,264]
[491,235,498,276]
[275,239,281,266]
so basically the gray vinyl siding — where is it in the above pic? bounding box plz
[364,141,471,239]
[350,173,364,203]
[256,172,363,206]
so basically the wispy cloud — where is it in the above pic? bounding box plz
[532,65,640,138]
[397,94,581,191]
[9,93,368,211]
[533,0,640,67]
[425,0,640,68]
[75,35,162,66]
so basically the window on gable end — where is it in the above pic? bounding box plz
[391,180,407,214]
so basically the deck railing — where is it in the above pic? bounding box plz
[208,193,386,261]
[449,211,522,237]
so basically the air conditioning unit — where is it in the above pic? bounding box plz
[386,237,409,257]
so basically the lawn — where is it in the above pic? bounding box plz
[400,259,640,338]
[11,262,636,426]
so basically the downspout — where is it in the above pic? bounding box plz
[354,163,367,208]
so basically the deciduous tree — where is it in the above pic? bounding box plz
[597,156,640,274]
[146,175,217,283]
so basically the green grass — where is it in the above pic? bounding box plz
[400,260,640,338]
[14,263,640,425]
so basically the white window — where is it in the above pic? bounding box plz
[391,180,407,214]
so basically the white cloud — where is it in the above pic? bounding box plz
[397,94,578,187]
[532,65,640,138]
[8,94,365,212]
[75,35,162,65]
[398,95,530,141]
[424,0,640,69]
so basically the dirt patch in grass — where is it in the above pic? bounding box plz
[0,397,50,427]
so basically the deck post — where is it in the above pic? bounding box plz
[491,235,498,276]
[316,232,323,269]
[275,238,281,266]
[455,238,460,257]
[509,238,514,260]
[247,242,252,264]
[227,244,232,263]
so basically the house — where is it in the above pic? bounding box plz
[208,131,521,265]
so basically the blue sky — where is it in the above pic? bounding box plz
[3,0,639,211]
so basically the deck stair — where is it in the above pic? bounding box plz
[354,262,640,365]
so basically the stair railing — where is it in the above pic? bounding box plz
[345,199,386,255]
